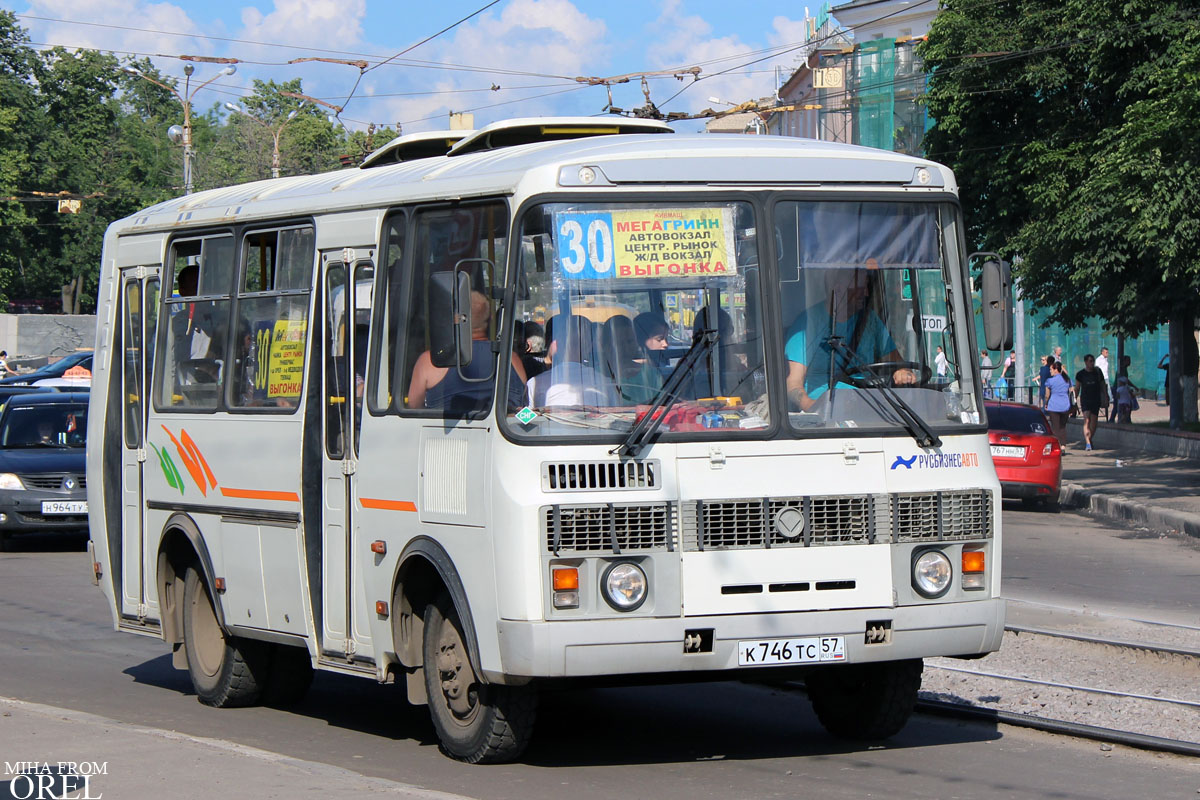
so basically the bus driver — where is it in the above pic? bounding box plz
[784,266,915,411]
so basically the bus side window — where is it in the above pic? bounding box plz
[157,235,234,410]
[399,202,510,417]
[229,226,315,411]
[370,211,407,415]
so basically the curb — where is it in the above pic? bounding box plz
[1059,482,1200,539]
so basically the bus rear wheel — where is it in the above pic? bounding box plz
[182,567,268,708]
[805,658,922,740]
[422,592,536,763]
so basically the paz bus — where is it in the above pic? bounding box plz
[87,117,1013,763]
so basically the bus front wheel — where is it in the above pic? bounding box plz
[422,592,537,763]
[805,658,922,740]
[182,567,268,707]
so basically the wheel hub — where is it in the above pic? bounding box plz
[436,620,478,721]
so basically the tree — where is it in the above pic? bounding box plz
[0,12,41,310]
[922,0,1200,425]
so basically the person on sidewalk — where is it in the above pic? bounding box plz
[935,345,948,379]
[1075,354,1105,450]
[1044,360,1072,443]
[1114,372,1138,424]
[1096,346,1111,420]
[1158,353,1170,405]
[1036,354,1053,405]
[979,349,993,397]
[1002,350,1016,399]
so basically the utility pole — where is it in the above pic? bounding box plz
[225,103,304,179]
[124,61,237,194]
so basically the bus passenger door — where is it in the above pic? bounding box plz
[320,258,373,658]
[119,267,160,620]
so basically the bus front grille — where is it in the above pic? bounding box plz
[542,460,659,492]
[681,495,883,550]
[892,490,993,542]
[676,490,992,551]
[543,502,673,553]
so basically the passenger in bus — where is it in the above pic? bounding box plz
[690,305,746,399]
[600,316,663,405]
[526,314,619,408]
[784,267,915,411]
[633,312,670,378]
[407,291,527,414]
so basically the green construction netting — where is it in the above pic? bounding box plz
[855,38,895,151]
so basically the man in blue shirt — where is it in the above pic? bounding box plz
[784,267,915,411]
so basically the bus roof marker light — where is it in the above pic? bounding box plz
[916,168,932,185]
[578,166,597,185]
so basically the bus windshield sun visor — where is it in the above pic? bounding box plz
[611,328,718,458]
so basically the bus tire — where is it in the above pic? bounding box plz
[805,658,922,740]
[182,566,267,708]
[422,592,536,763]
[262,644,314,707]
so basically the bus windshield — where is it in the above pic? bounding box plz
[505,198,978,442]
[508,201,767,438]
[776,200,977,432]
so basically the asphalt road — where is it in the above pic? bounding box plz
[0,516,1197,800]
[1001,502,1200,626]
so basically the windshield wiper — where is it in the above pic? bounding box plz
[827,336,942,448]
[611,329,718,458]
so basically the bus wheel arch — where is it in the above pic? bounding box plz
[391,538,485,702]
[157,514,223,670]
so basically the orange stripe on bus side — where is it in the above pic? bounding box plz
[359,497,417,512]
[218,487,301,502]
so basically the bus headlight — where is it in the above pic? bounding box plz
[601,562,647,611]
[0,473,25,490]
[912,550,952,598]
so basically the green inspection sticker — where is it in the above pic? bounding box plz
[515,406,537,425]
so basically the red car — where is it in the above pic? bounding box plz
[985,401,1062,509]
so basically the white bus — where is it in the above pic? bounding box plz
[87,118,1011,763]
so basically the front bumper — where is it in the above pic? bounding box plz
[492,598,1005,681]
[0,490,89,533]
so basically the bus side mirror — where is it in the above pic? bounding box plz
[976,253,1013,351]
[429,270,473,369]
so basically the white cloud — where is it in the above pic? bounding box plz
[639,1,805,118]
[20,0,212,61]
[357,0,611,132]
[239,0,365,52]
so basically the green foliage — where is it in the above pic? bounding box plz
[921,0,1200,337]
[0,15,377,313]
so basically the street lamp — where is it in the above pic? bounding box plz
[223,103,303,179]
[123,63,237,194]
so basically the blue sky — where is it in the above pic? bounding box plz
[11,0,816,132]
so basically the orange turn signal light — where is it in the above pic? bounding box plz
[962,550,986,574]
[370,540,387,555]
[552,567,579,592]
[376,600,389,617]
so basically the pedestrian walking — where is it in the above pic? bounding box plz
[979,349,993,397]
[1158,353,1170,405]
[1043,360,1072,443]
[1096,346,1111,419]
[1036,354,1053,404]
[1075,354,1105,450]
[0,351,9,378]
[935,345,948,379]
[1002,349,1016,400]
[1108,357,1137,424]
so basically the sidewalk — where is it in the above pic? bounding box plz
[1056,405,1200,538]
[0,696,469,800]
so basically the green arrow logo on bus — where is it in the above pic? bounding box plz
[150,442,186,495]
